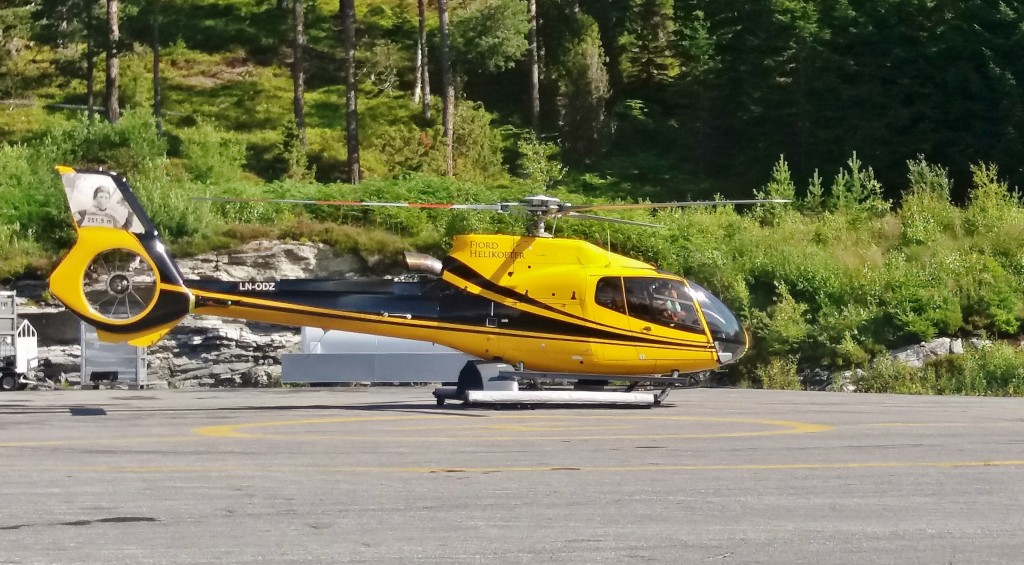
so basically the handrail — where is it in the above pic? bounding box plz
[16,319,36,338]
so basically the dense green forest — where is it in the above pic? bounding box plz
[2,0,1024,393]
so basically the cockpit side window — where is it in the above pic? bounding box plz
[623,277,703,331]
[594,276,626,314]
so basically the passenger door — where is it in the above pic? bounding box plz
[588,276,639,362]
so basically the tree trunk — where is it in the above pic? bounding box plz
[292,0,306,149]
[416,0,430,119]
[341,0,360,183]
[152,0,162,134]
[86,22,95,122]
[412,0,422,105]
[527,0,540,134]
[437,0,454,176]
[105,0,120,123]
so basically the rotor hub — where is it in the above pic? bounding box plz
[107,273,132,296]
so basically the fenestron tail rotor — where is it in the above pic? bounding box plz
[196,194,791,237]
[83,249,157,321]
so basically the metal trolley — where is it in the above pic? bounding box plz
[0,291,38,391]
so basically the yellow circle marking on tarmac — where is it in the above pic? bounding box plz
[192,414,834,442]
[0,415,829,448]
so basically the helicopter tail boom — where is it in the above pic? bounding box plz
[49,167,193,346]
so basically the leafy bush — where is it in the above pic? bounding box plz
[879,255,963,342]
[749,283,809,357]
[964,163,1018,238]
[858,342,1024,396]
[127,166,217,241]
[958,255,1023,335]
[176,119,246,184]
[512,134,566,189]
[941,342,1024,396]
[755,357,802,391]
[0,222,45,281]
[450,0,529,73]
[32,110,167,176]
[361,121,433,177]
[450,101,508,181]
[856,355,934,395]
[900,157,959,246]
[277,219,407,264]
[0,112,170,250]
[0,143,73,249]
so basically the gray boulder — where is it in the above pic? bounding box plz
[890,337,965,368]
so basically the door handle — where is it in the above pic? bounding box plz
[642,326,652,332]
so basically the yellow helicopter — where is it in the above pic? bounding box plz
[48,166,784,399]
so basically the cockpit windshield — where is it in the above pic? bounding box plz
[683,280,744,344]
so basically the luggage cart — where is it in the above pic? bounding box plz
[0,291,38,391]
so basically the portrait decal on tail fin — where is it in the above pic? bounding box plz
[60,171,144,233]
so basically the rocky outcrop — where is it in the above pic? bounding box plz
[889,337,965,368]
[148,317,300,388]
[175,239,389,281]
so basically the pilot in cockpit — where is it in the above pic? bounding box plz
[652,280,702,327]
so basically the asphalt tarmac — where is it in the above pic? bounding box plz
[1,387,1023,564]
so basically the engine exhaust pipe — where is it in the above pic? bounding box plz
[404,252,443,275]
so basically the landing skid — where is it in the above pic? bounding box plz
[433,362,693,408]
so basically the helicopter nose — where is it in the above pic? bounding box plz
[685,280,747,365]
[714,327,748,365]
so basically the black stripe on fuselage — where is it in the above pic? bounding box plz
[187,278,710,350]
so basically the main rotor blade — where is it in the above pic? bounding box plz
[570,199,792,211]
[195,196,510,212]
[565,212,664,228]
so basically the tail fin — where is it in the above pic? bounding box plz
[49,166,192,346]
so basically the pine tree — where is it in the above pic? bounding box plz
[626,0,675,85]
[558,15,610,163]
